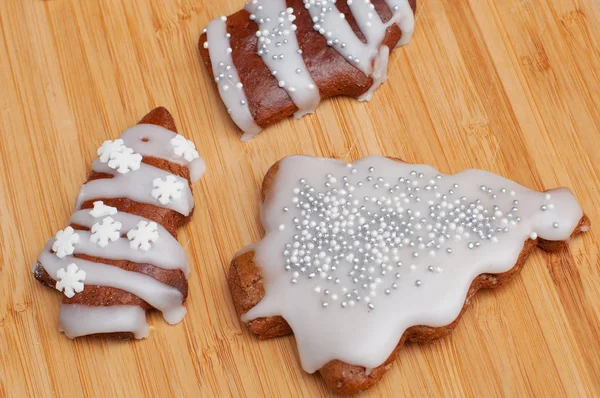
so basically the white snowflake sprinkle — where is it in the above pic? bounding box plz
[90,216,122,247]
[107,147,142,174]
[127,221,159,251]
[52,226,80,258]
[97,139,126,163]
[89,201,118,218]
[171,134,200,162]
[55,263,86,298]
[152,175,184,205]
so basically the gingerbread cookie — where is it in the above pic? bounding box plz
[33,107,205,339]
[229,155,589,394]
[199,0,416,140]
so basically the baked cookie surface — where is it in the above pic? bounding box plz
[33,107,205,340]
[229,155,589,394]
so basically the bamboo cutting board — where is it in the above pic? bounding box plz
[1,0,599,396]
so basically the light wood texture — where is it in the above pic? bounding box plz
[1,0,599,396]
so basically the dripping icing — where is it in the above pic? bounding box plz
[59,305,150,339]
[242,156,584,373]
[246,0,321,118]
[206,16,263,140]
[304,0,414,76]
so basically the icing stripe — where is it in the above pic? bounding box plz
[304,0,379,75]
[69,210,190,278]
[303,0,415,75]
[76,160,194,216]
[59,304,150,339]
[39,245,187,324]
[245,0,320,118]
[120,124,206,183]
[348,0,387,46]
[206,16,263,140]
[384,0,415,46]
[357,45,389,102]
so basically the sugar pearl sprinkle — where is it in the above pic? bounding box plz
[277,163,560,312]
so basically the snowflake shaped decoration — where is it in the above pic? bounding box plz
[107,147,143,174]
[90,216,122,247]
[52,226,80,258]
[127,220,159,251]
[55,263,86,298]
[89,201,118,218]
[171,134,200,162]
[152,175,184,205]
[97,139,126,163]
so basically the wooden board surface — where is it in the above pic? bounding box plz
[1,0,599,396]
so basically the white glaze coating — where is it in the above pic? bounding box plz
[384,0,415,46]
[59,305,150,339]
[69,210,190,278]
[242,156,584,372]
[303,0,414,76]
[304,0,381,75]
[206,16,263,140]
[245,0,320,118]
[120,124,206,182]
[76,160,194,216]
[358,45,389,102]
[39,244,186,324]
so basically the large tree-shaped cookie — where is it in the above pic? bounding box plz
[229,155,589,394]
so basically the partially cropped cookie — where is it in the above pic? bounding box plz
[229,155,589,394]
[33,107,205,339]
[199,0,416,140]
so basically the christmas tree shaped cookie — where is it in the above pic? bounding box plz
[33,107,205,339]
[229,155,589,394]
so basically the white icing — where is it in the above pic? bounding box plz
[39,243,187,324]
[59,305,150,339]
[69,210,190,278]
[120,124,206,183]
[384,0,415,46]
[206,16,263,139]
[76,160,194,216]
[303,0,413,75]
[358,45,389,102]
[304,0,380,75]
[242,156,584,373]
[245,0,320,118]
[55,263,86,298]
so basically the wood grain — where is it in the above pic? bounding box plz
[0,0,598,396]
